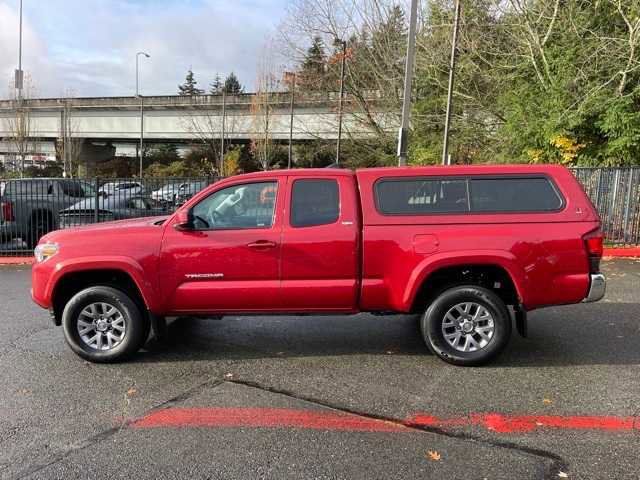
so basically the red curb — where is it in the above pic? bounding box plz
[0,256,34,265]
[603,247,640,258]
[130,407,639,434]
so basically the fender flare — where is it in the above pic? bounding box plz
[402,250,528,311]
[46,256,159,313]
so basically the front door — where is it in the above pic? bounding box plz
[160,179,283,313]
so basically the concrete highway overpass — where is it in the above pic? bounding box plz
[0,93,398,164]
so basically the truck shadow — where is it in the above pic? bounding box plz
[137,302,640,367]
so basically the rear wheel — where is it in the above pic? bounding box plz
[420,285,511,366]
[62,286,149,363]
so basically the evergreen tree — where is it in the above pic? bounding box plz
[299,36,327,90]
[223,72,243,94]
[178,69,204,96]
[210,73,223,94]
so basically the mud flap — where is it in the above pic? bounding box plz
[515,306,528,338]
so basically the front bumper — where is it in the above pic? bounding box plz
[583,273,606,303]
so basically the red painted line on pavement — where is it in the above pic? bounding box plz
[603,247,640,258]
[0,256,34,265]
[131,407,407,432]
[131,407,638,434]
[408,413,638,433]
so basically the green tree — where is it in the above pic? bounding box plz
[298,36,327,91]
[178,69,204,96]
[223,72,244,94]
[210,73,223,94]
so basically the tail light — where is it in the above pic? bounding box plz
[583,229,603,273]
[1,201,14,222]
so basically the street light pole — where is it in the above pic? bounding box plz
[336,39,347,165]
[136,51,150,178]
[16,0,24,176]
[397,0,418,167]
[220,90,226,175]
[442,0,461,166]
[288,73,296,169]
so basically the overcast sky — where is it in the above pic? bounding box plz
[0,0,288,99]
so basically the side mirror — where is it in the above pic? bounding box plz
[173,209,193,231]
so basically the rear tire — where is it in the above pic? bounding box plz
[420,285,511,366]
[62,286,149,363]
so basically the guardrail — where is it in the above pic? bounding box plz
[1,167,638,257]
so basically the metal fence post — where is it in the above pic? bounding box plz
[623,168,634,244]
[94,177,100,223]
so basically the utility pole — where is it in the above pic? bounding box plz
[16,0,24,176]
[336,39,347,165]
[220,90,226,174]
[442,0,461,166]
[136,51,150,178]
[397,0,418,167]
[288,73,296,169]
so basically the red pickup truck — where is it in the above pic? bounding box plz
[31,165,605,366]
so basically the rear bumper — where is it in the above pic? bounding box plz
[583,273,606,303]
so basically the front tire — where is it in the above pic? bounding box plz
[421,285,511,366]
[62,286,149,363]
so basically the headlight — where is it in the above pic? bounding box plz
[34,242,59,263]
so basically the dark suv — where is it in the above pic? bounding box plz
[0,178,96,249]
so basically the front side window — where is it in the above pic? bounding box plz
[191,181,277,230]
[290,179,339,227]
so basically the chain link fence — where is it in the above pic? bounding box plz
[1,168,638,257]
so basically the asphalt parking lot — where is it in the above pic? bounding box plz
[0,258,639,480]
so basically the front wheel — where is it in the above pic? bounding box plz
[62,286,149,363]
[421,285,511,366]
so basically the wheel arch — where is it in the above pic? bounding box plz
[405,252,527,313]
[49,259,156,325]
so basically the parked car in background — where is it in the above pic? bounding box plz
[175,180,208,206]
[151,182,187,205]
[0,178,96,248]
[98,181,144,197]
[59,195,166,228]
[32,165,605,365]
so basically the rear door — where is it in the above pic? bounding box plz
[280,175,360,311]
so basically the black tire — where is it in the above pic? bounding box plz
[62,286,150,363]
[420,285,511,366]
[26,212,54,249]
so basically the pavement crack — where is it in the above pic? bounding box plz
[9,377,224,480]
[227,379,568,480]
[12,426,121,480]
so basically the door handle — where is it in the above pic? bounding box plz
[247,240,277,249]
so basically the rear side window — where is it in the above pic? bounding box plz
[375,176,563,215]
[4,180,53,196]
[291,179,339,227]
[376,179,469,214]
[469,178,563,212]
